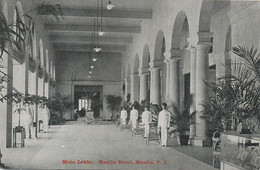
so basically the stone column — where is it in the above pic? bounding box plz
[151,67,161,105]
[189,46,197,139]
[169,49,181,107]
[124,78,127,100]
[139,67,149,103]
[165,60,170,101]
[194,44,210,146]
[139,74,148,103]
[134,73,140,102]
[125,76,130,101]
[149,65,154,104]
[130,74,135,103]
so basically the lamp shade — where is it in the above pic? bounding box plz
[93,47,102,52]
[98,30,105,36]
[107,1,115,10]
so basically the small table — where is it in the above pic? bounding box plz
[13,126,25,147]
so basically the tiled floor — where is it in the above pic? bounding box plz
[2,121,216,170]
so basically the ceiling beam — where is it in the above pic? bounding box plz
[45,24,141,33]
[49,36,133,44]
[56,51,121,57]
[54,44,126,52]
[39,8,152,19]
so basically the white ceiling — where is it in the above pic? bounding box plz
[38,0,157,54]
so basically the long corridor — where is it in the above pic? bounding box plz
[2,122,215,170]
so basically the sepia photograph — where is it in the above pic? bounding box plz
[1,0,260,169]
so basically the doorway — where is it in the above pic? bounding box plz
[74,85,103,118]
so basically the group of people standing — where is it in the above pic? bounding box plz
[120,103,171,147]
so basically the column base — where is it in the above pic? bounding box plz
[190,137,211,147]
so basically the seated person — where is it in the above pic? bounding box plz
[79,107,86,117]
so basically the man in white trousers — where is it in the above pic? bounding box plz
[142,106,152,138]
[158,103,171,147]
[42,104,50,133]
[120,107,127,126]
[129,105,138,131]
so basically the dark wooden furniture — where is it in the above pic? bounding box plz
[13,126,25,147]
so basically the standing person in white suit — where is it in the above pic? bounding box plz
[142,106,152,138]
[29,102,37,139]
[120,107,127,126]
[158,103,171,147]
[42,104,50,133]
[129,105,138,131]
[20,101,33,139]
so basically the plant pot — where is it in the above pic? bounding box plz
[240,129,252,134]
[179,135,189,145]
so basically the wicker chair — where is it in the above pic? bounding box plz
[146,126,160,146]
[120,120,131,131]
[132,123,145,137]
[85,111,95,124]
[212,131,221,168]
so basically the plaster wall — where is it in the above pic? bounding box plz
[55,52,122,120]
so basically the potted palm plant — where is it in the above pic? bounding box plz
[170,96,195,145]
[201,46,260,135]
[105,95,122,121]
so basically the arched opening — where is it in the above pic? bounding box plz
[133,54,140,102]
[126,63,131,102]
[171,11,189,108]
[38,39,44,97]
[152,30,166,105]
[12,1,26,130]
[44,49,49,98]
[28,22,37,96]
[140,44,151,103]
[225,26,232,78]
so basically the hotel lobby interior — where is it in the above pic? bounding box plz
[1,0,260,169]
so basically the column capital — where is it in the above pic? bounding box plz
[170,48,181,61]
[196,44,210,51]
[163,59,169,63]
[163,51,171,61]
[133,72,139,76]
[197,32,213,47]
[151,67,161,71]
[187,45,197,53]
[149,60,161,69]
[170,48,181,57]
[138,67,149,76]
